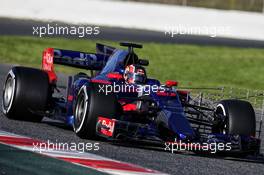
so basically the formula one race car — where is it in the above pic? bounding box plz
[2,42,261,155]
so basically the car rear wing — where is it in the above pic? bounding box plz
[42,48,109,83]
[96,43,116,56]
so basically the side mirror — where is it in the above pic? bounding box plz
[165,80,178,87]
[107,72,123,80]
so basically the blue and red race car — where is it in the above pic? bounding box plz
[2,42,261,155]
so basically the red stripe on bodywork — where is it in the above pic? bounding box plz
[67,95,74,101]
[90,79,112,84]
[156,92,177,97]
[123,103,137,111]
[177,90,190,96]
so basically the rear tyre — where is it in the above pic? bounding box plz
[2,66,50,122]
[215,99,256,136]
[73,83,117,139]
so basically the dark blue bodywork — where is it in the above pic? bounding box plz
[59,46,194,140]
[51,43,260,154]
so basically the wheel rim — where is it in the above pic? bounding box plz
[75,94,85,125]
[3,74,15,112]
[216,104,228,134]
[74,87,89,133]
[223,124,227,134]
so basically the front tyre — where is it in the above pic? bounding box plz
[215,99,256,136]
[73,83,118,139]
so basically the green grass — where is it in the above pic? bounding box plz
[1,36,264,90]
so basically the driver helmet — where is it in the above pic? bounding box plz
[124,64,147,84]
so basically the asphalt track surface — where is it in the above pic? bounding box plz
[1,17,264,48]
[0,64,264,175]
